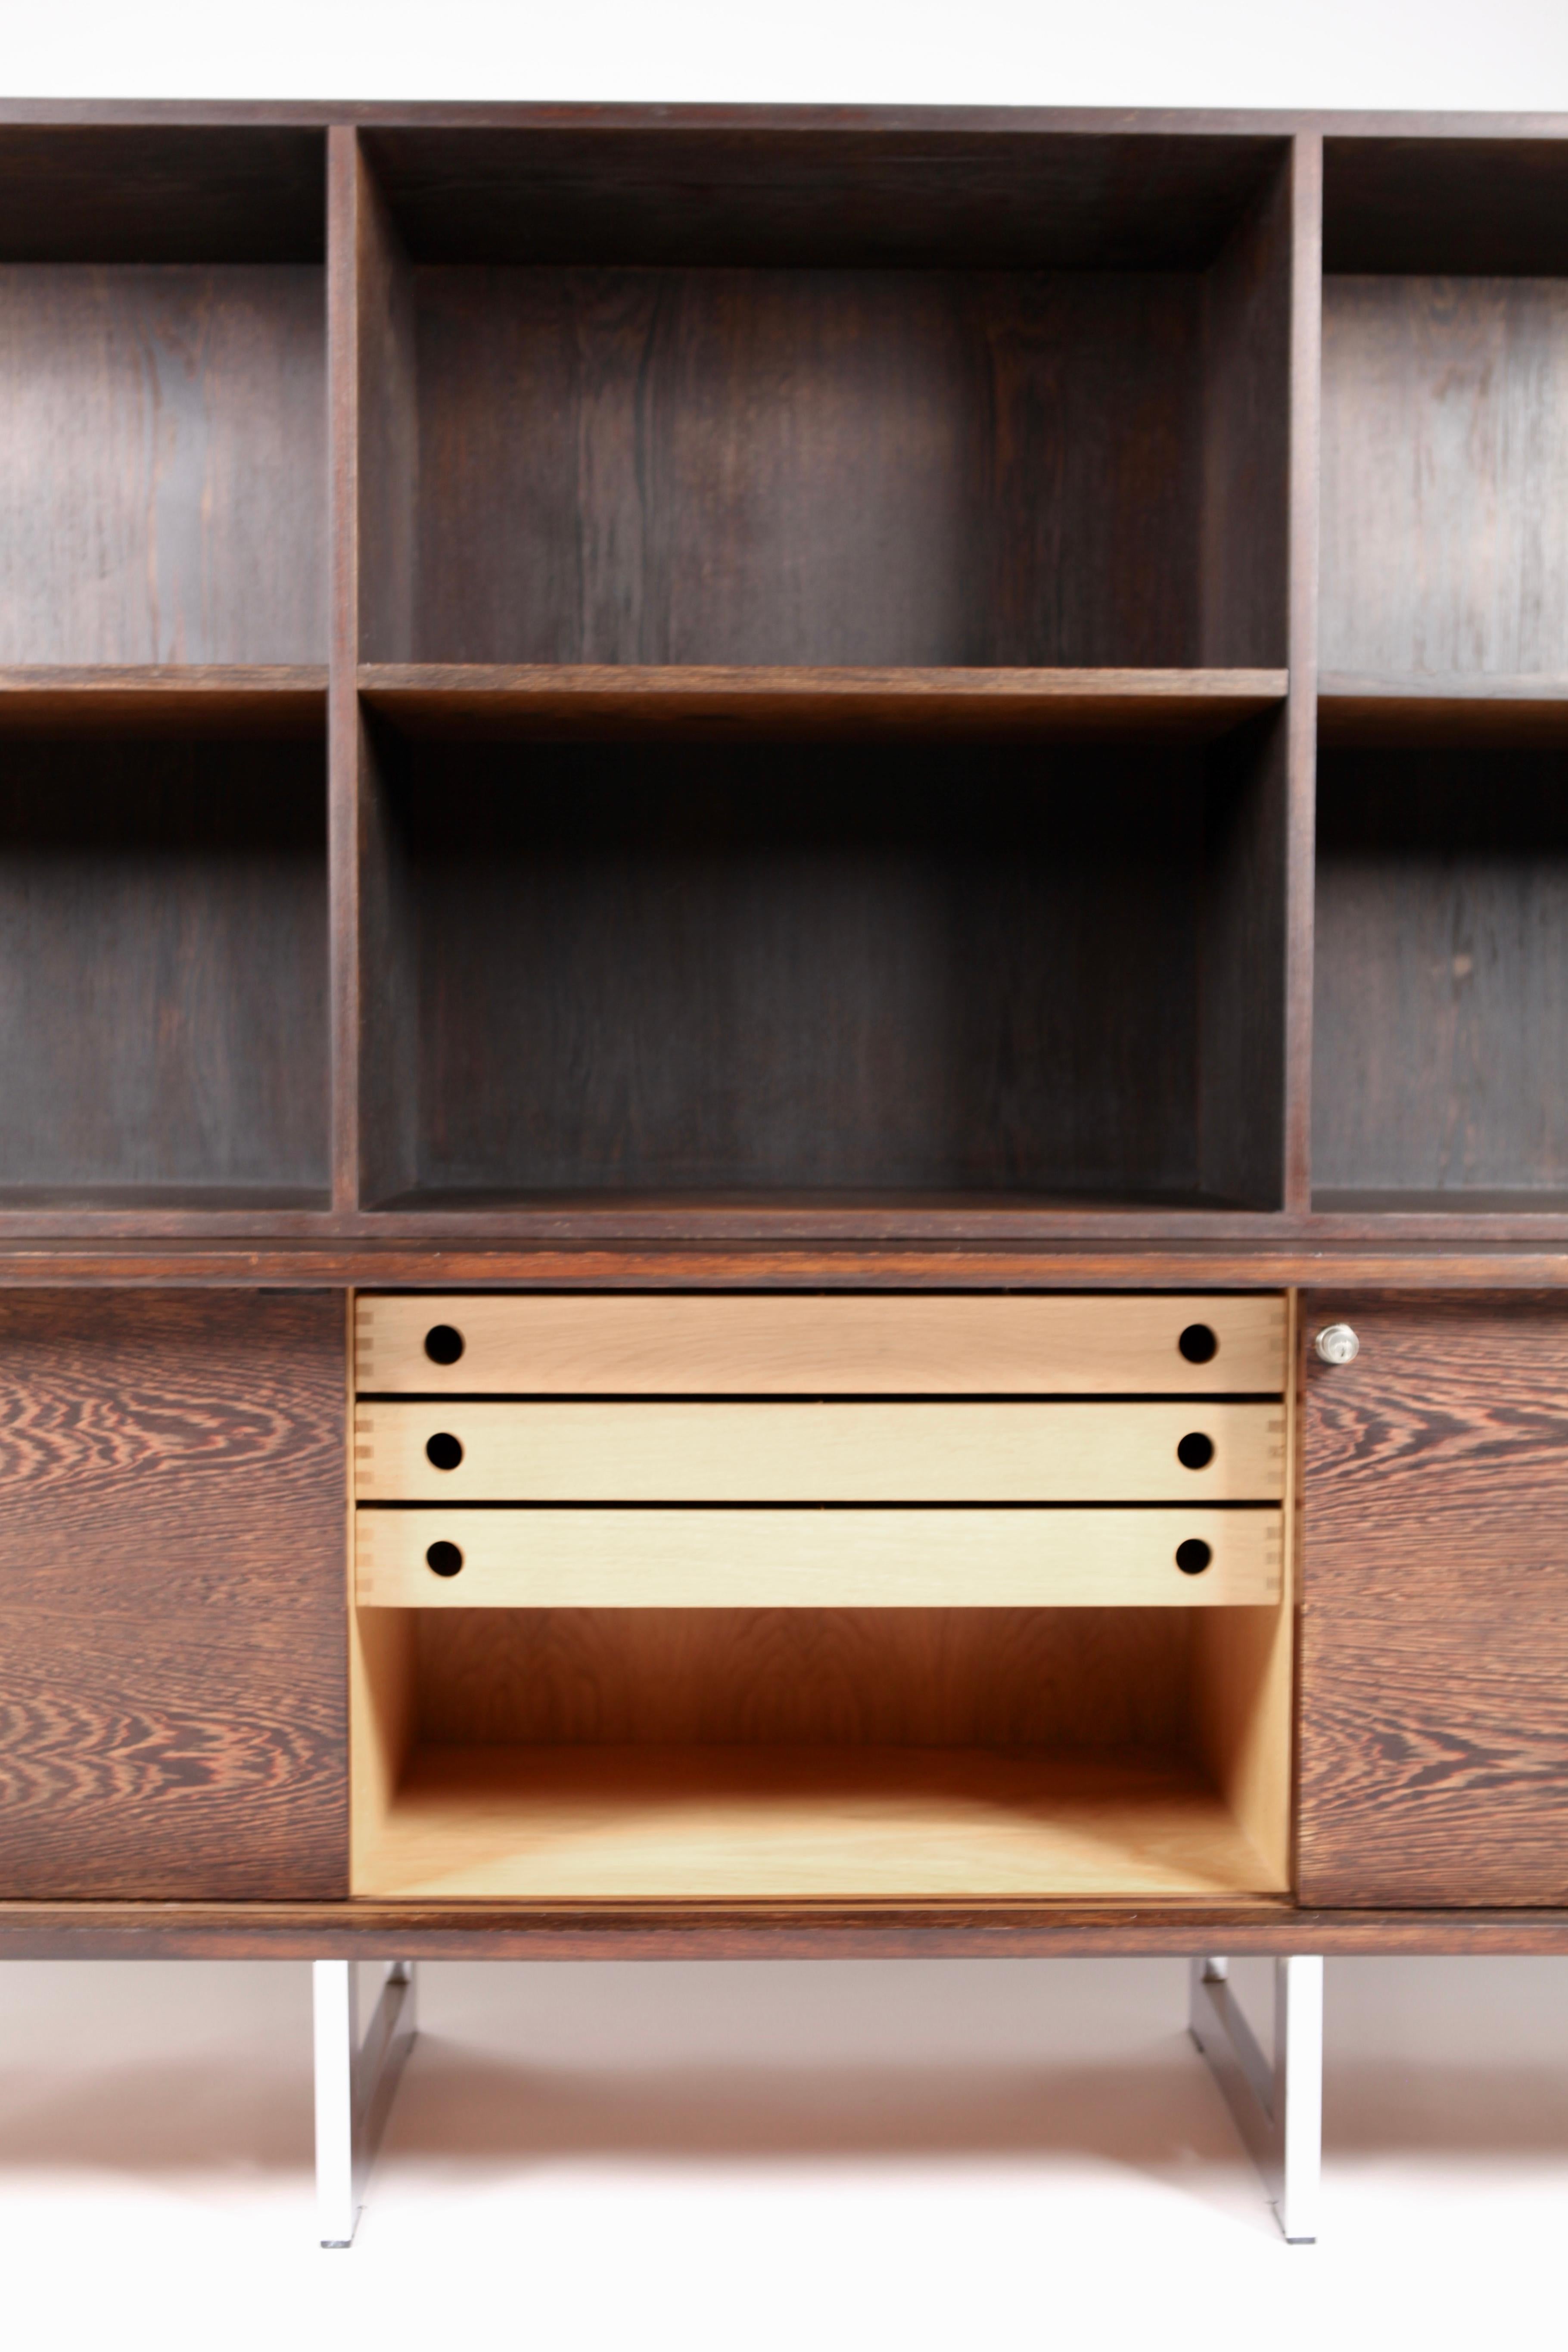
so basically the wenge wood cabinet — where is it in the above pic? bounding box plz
[0,1292,346,1899]
[1299,1296,1568,1907]
[3,106,1568,1961]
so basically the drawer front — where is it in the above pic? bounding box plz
[356,1293,1287,1396]
[0,1291,347,1901]
[357,1506,1284,1608]
[1299,1293,1568,1906]
[354,1400,1285,1504]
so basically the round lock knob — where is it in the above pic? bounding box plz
[1314,1322,1360,1366]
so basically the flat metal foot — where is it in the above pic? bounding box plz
[1189,1954,1322,2243]
[314,1959,417,2247]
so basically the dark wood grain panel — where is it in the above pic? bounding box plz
[0,265,327,664]
[359,666,1288,744]
[1282,134,1322,1218]
[21,1897,1568,1960]
[1197,711,1288,1210]
[1198,149,1291,668]
[0,125,325,264]
[1313,751,1568,1198]
[411,266,1207,669]
[0,1289,346,1896]
[1323,137,1568,277]
[0,667,326,735]
[1299,1291,1568,1905]
[364,125,1286,270]
[0,739,329,1195]
[1321,277,1568,678]
[328,128,420,1213]
[16,1238,1568,1285]
[1320,675,1568,748]
[386,740,1220,1201]
[353,137,416,666]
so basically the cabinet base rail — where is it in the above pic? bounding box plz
[1189,1954,1323,2243]
[313,1959,418,2247]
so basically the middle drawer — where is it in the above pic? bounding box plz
[355,1401,1284,1503]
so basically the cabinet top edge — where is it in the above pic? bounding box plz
[0,102,1567,140]
[3,1247,1568,1291]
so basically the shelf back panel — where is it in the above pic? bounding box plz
[1314,749,1568,1198]
[410,265,1206,669]
[1320,274,1568,677]
[362,127,1288,271]
[0,740,330,1192]
[0,264,327,664]
[382,740,1218,1199]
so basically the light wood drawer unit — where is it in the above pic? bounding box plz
[355,1398,1284,1503]
[353,1296,1287,1610]
[349,1292,1294,1900]
[356,1506,1283,1608]
[355,1293,1287,1396]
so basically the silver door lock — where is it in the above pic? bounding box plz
[1313,1323,1360,1365]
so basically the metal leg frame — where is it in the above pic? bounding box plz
[313,1959,418,2247]
[1189,1955,1323,2243]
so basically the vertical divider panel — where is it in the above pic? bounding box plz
[1198,148,1292,669]
[1195,146,1294,1209]
[1283,134,1323,1215]
[328,127,418,1211]
[327,127,361,1213]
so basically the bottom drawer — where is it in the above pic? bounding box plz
[355,1507,1282,1608]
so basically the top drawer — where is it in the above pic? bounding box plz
[355,1294,1285,1396]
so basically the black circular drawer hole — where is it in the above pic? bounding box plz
[1176,1537,1213,1575]
[424,1323,465,1366]
[1177,1431,1215,1470]
[426,1540,464,1578]
[1178,1322,1218,1364]
[426,1431,464,1470]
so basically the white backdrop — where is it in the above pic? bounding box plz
[0,0,1566,110]
[4,6,1568,2346]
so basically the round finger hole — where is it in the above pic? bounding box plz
[1178,1322,1218,1364]
[1177,1431,1215,1470]
[426,1431,464,1470]
[424,1323,465,1366]
[425,1540,464,1578]
[1176,1537,1213,1575]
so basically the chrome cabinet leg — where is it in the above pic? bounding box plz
[1189,1954,1323,2243]
[313,1959,418,2247]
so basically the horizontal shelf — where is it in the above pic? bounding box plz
[0,666,328,736]
[358,665,1288,744]
[353,1400,1285,1504]
[366,1188,1265,1219]
[1313,1188,1568,1217]
[1319,673,1568,748]
[355,1506,1283,1609]
[356,1745,1282,1902]
[0,1184,332,1214]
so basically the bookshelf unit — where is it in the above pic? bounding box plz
[2,107,1568,1972]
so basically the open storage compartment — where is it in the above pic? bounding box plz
[0,728,330,1207]
[352,1603,1291,1902]
[1321,137,1568,693]
[353,126,1293,670]
[1313,742,1568,1211]
[0,126,327,666]
[349,1290,1294,1903]
[357,715,1290,1210]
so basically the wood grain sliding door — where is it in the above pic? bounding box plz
[1299,1292,1568,1904]
[0,1290,346,1897]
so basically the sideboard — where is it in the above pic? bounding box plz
[3,100,1568,2243]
